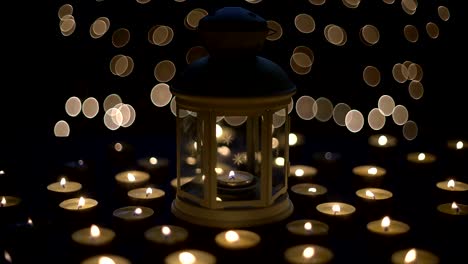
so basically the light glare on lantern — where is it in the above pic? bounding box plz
[366,190,375,198]
[295,169,305,177]
[114,143,123,152]
[90,224,101,237]
[368,167,378,175]
[162,226,171,236]
[417,153,425,161]
[448,180,455,189]
[304,222,312,231]
[378,135,388,146]
[456,141,464,149]
[275,157,285,166]
[98,257,116,264]
[404,249,417,263]
[381,216,391,229]
[127,173,136,182]
[225,230,240,243]
[178,252,196,264]
[302,247,315,258]
[332,204,341,213]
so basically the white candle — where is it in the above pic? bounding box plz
[115,170,150,186]
[217,170,254,187]
[286,219,329,236]
[407,152,436,164]
[59,197,98,211]
[391,248,439,264]
[356,188,393,200]
[214,230,261,250]
[144,225,189,245]
[71,224,116,246]
[47,177,82,193]
[164,249,216,264]
[284,244,334,264]
[112,206,154,221]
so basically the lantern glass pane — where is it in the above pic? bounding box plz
[272,108,287,196]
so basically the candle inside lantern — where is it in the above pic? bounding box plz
[407,152,436,163]
[284,244,334,264]
[289,165,317,178]
[447,140,465,150]
[214,229,261,250]
[112,205,154,221]
[47,177,82,193]
[127,187,165,203]
[165,249,216,264]
[290,183,327,197]
[367,216,410,235]
[217,170,254,187]
[356,188,393,200]
[391,248,439,264]
[71,224,116,246]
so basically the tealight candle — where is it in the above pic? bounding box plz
[47,177,82,194]
[286,219,329,237]
[367,216,410,235]
[217,170,254,187]
[289,165,317,184]
[447,139,465,150]
[214,230,261,250]
[113,206,154,221]
[391,248,439,264]
[0,195,21,208]
[407,152,436,164]
[368,134,398,148]
[71,224,116,246]
[437,202,468,215]
[290,183,327,197]
[145,225,189,246]
[59,197,98,211]
[164,249,216,264]
[81,255,131,264]
[352,165,386,177]
[115,170,150,190]
[316,202,356,216]
[356,188,393,200]
[436,179,468,192]
[127,187,165,206]
[284,244,333,264]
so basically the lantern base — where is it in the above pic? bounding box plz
[171,195,294,228]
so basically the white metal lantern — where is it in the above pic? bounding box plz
[170,7,296,228]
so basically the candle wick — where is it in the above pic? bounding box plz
[146,193,149,198]
[456,207,460,214]
[384,226,388,232]
[334,211,337,215]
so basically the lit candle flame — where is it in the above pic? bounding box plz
[127,173,136,182]
[149,157,158,165]
[451,202,460,213]
[456,141,464,150]
[275,157,285,166]
[228,170,235,180]
[0,170,5,175]
[447,179,455,189]
[378,135,388,146]
[216,197,222,201]
[308,187,317,193]
[99,256,116,264]
[216,124,223,138]
[1,196,6,207]
[78,197,85,209]
[368,167,378,175]
[225,230,240,243]
[304,222,312,231]
[146,187,152,197]
[404,248,417,263]
[202,175,206,181]
[134,207,143,216]
[178,252,196,264]
[162,226,171,236]
[60,177,67,188]
[381,216,391,231]
[332,204,341,214]
[289,133,298,146]
[366,190,375,199]
[4,251,12,263]
[417,153,426,161]
[215,167,224,175]
[90,224,101,238]
[27,218,33,226]
[302,247,315,259]
[295,169,305,177]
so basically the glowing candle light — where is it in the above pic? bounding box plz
[145,225,188,246]
[134,207,143,216]
[149,157,158,165]
[308,187,317,193]
[381,216,391,232]
[178,252,196,264]
[1,196,6,207]
[162,226,171,236]
[60,177,67,188]
[225,230,240,243]
[404,248,416,263]
[302,247,315,259]
[368,167,378,175]
[451,202,459,213]
[456,141,464,150]
[99,257,116,264]
[228,170,235,180]
[447,179,455,189]
[378,135,388,146]
[417,153,426,161]
[366,190,375,199]
[78,196,85,209]
[289,133,298,146]
[27,218,33,226]
[90,224,101,238]
[295,169,305,177]
[275,157,285,166]
[332,204,341,215]
[127,173,136,182]
[304,222,312,231]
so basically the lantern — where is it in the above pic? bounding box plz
[170,7,296,228]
